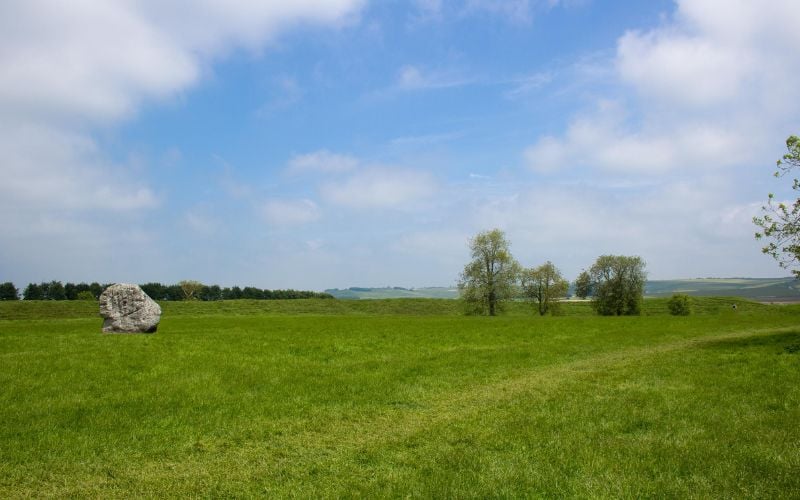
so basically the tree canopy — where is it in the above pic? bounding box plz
[0,282,19,300]
[754,135,800,277]
[576,255,647,316]
[521,261,568,316]
[458,229,520,316]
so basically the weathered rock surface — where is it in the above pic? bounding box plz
[99,283,161,333]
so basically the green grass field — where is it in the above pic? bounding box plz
[1,298,799,497]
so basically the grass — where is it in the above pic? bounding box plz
[1,298,798,497]
[0,295,760,320]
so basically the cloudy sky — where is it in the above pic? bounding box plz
[2,0,799,290]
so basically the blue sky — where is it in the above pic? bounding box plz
[2,0,800,290]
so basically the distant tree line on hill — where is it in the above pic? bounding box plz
[0,281,333,301]
[140,282,333,301]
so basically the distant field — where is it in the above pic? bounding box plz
[325,286,460,300]
[645,277,800,301]
[1,298,799,497]
[327,278,800,301]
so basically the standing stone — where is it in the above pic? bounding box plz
[99,283,161,333]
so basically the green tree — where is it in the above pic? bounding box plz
[667,293,692,316]
[458,229,520,316]
[178,280,204,301]
[754,135,800,277]
[23,283,43,300]
[200,285,222,301]
[242,286,264,299]
[165,285,183,301]
[0,282,19,300]
[223,286,243,300]
[521,262,569,316]
[46,281,66,300]
[580,255,647,316]
[89,282,103,299]
[574,270,592,299]
[140,283,166,300]
[76,290,96,301]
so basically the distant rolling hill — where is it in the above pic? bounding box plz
[326,278,800,301]
[325,287,460,300]
[644,277,800,301]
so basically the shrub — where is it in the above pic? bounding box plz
[667,293,692,316]
[76,291,96,301]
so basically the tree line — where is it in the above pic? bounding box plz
[0,280,333,301]
[458,229,647,316]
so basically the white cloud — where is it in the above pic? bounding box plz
[466,178,776,279]
[183,208,220,236]
[524,0,800,175]
[504,71,553,99]
[0,1,364,123]
[524,100,746,174]
[395,65,473,91]
[0,122,158,211]
[390,131,463,147]
[393,229,470,263]
[287,150,359,174]
[0,0,365,284]
[261,198,321,226]
[524,135,568,173]
[616,30,750,109]
[320,168,437,208]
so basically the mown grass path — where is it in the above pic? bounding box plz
[1,300,798,497]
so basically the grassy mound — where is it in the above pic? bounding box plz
[0,295,769,321]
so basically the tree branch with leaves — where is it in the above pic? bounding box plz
[754,135,800,277]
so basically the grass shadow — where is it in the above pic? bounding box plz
[699,330,800,353]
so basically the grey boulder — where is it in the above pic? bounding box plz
[99,283,161,333]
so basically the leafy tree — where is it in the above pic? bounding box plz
[23,283,43,300]
[38,281,50,299]
[521,262,569,316]
[165,285,184,301]
[64,282,78,300]
[73,282,91,298]
[754,135,800,277]
[46,281,66,300]
[200,285,222,301]
[89,282,103,299]
[458,229,520,316]
[667,293,691,316]
[574,270,592,299]
[178,280,204,301]
[242,286,264,299]
[0,282,19,300]
[140,283,166,300]
[579,255,647,316]
[76,290,96,301]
